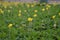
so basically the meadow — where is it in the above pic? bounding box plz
[0,2,60,40]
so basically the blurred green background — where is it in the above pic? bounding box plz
[0,2,60,40]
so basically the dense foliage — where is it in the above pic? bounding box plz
[0,2,60,40]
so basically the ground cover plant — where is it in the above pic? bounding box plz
[0,2,60,40]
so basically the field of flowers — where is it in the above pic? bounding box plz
[0,2,60,40]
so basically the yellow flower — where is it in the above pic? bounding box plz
[27,4,30,8]
[19,10,21,13]
[24,10,27,12]
[18,13,21,16]
[1,10,4,13]
[28,18,33,22]
[8,24,13,28]
[52,15,56,19]
[46,7,49,10]
[46,4,51,8]
[58,13,60,16]
[48,5,51,8]
[42,8,45,11]
[33,14,37,17]
[34,10,38,13]
[31,4,34,7]
[8,10,10,13]
[0,9,4,14]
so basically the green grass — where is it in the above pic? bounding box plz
[0,3,60,40]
